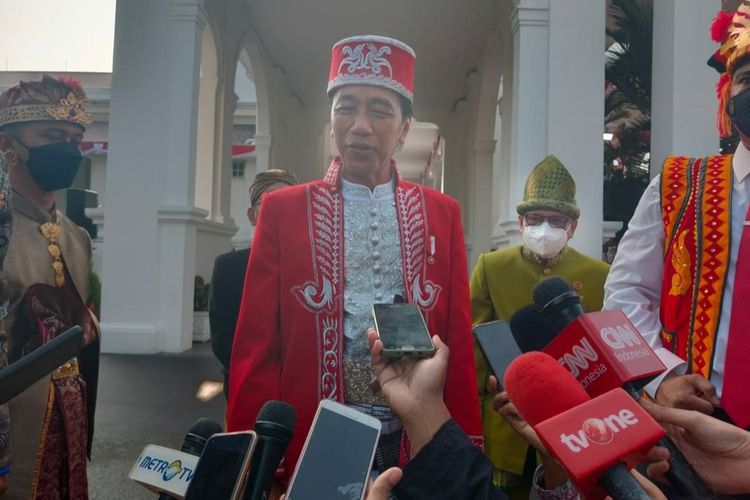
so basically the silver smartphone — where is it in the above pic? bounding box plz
[184,431,258,500]
[372,303,436,359]
[286,399,382,500]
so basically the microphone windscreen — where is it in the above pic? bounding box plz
[189,417,224,437]
[532,276,574,311]
[181,417,223,455]
[504,351,590,426]
[256,400,297,435]
[509,304,558,352]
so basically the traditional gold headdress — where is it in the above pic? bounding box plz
[0,74,92,130]
[709,2,750,137]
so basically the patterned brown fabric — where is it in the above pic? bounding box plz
[249,169,298,208]
[0,75,91,129]
[20,283,98,500]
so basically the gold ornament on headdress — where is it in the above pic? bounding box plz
[45,89,91,125]
[40,222,65,287]
[713,1,750,137]
[720,1,750,72]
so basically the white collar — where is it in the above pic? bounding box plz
[340,177,395,201]
[733,141,750,183]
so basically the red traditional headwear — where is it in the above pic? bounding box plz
[0,74,92,130]
[709,3,750,137]
[327,35,416,102]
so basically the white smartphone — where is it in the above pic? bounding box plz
[285,399,382,500]
[372,303,436,359]
[184,431,257,500]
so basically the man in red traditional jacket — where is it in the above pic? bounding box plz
[227,35,483,486]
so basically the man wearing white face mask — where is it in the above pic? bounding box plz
[469,154,610,498]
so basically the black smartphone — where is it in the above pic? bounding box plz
[285,399,382,500]
[184,431,258,500]
[372,303,435,359]
[473,320,523,389]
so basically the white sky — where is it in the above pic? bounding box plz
[0,0,116,73]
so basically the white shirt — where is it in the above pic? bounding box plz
[603,142,750,397]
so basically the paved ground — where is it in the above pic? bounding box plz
[87,342,226,499]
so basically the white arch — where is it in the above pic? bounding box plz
[235,32,273,173]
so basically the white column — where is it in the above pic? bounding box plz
[492,45,515,247]
[254,134,272,172]
[101,0,206,353]
[496,0,550,248]
[195,75,218,213]
[651,0,718,176]
[546,0,605,259]
[467,140,497,266]
[212,88,238,225]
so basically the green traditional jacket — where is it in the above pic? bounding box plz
[470,245,610,476]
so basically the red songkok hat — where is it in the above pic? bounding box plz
[327,35,416,103]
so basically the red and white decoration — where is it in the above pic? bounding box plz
[327,35,416,102]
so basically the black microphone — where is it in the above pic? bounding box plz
[530,276,715,499]
[158,417,223,500]
[509,303,558,353]
[244,400,296,500]
[532,276,585,333]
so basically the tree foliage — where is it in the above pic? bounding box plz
[604,0,652,222]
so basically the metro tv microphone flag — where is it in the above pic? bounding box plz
[529,276,714,499]
[129,417,223,499]
[504,352,663,500]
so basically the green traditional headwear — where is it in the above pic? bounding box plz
[516,155,580,219]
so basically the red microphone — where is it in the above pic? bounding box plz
[532,278,666,397]
[504,352,665,500]
[529,277,714,499]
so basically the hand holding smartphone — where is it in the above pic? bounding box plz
[184,431,257,500]
[372,303,435,359]
[285,400,382,500]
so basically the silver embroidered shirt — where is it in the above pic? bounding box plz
[342,177,405,358]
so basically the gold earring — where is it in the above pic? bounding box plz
[2,148,18,169]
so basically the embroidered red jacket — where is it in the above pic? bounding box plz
[226,159,483,478]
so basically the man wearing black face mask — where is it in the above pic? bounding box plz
[604,4,750,433]
[0,75,100,499]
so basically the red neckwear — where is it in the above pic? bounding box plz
[723,200,750,428]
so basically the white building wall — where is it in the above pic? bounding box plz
[651,0,718,175]
[230,157,257,249]
[89,156,108,205]
[102,0,208,354]
[546,0,605,259]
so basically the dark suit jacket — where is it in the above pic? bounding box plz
[209,248,250,378]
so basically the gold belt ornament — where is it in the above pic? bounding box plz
[52,358,79,380]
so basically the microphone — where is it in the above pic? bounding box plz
[128,417,223,499]
[505,351,663,500]
[533,279,585,334]
[533,276,666,396]
[509,303,558,353]
[244,400,297,500]
[530,277,715,498]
